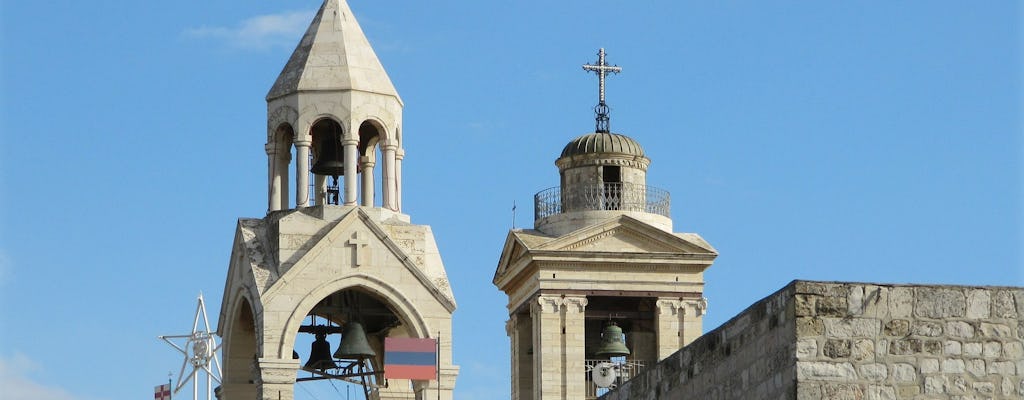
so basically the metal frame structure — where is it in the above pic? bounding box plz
[159,294,223,400]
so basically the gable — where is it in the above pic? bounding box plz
[541,215,717,255]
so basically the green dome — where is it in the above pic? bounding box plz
[559,132,645,159]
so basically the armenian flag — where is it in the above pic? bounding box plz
[383,337,437,380]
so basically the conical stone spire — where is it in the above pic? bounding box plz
[267,0,400,103]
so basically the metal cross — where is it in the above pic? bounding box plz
[583,48,622,133]
[347,232,369,266]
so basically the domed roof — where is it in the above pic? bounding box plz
[559,132,645,159]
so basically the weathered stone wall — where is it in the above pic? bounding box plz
[793,281,1022,399]
[602,281,1024,400]
[602,281,798,399]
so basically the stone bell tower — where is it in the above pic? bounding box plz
[216,1,458,399]
[493,49,717,400]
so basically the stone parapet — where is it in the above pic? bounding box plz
[602,281,1024,400]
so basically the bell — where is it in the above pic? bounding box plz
[595,322,630,359]
[334,321,376,360]
[311,126,345,177]
[303,333,336,371]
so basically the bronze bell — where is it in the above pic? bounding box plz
[334,321,376,360]
[303,332,336,371]
[311,124,345,177]
[595,322,630,359]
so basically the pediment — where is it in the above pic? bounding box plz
[540,215,717,255]
[264,208,456,311]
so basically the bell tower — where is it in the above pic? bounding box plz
[217,1,458,400]
[493,49,717,400]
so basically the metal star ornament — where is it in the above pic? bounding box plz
[159,293,223,400]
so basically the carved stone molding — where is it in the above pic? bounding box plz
[656,299,684,316]
[562,296,588,314]
[533,295,563,314]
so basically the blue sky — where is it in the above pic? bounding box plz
[1,1,1021,399]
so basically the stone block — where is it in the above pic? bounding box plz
[915,288,966,319]
[816,296,848,317]
[891,363,916,382]
[823,339,851,359]
[941,359,965,373]
[796,338,818,359]
[884,319,909,336]
[963,341,983,356]
[988,360,1015,375]
[890,338,922,355]
[920,358,939,373]
[1004,341,1023,358]
[821,383,863,399]
[797,362,857,380]
[912,321,944,337]
[979,322,1013,338]
[966,289,991,318]
[896,384,919,398]
[890,287,914,318]
[795,294,818,317]
[944,340,962,355]
[797,317,824,336]
[973,381,995,395]
[851,339,875,362]
[992,290,1017,318]
[825,318,880,337]
[924,376,945,394]
[983,341,1002,357]
[847,286,865,315]
[864,385,895,400]
[858,363,887,381]
[946,321,975,338]
[923,340,943,355]
[966,359,986,377]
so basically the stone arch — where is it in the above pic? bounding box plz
[275,274,430,360]
[223,294,259,391]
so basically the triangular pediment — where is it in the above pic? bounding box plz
[539,215,717,255]
[265,209,455,311]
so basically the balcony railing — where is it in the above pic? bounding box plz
[586,359,645,399]
[534,183,671,220]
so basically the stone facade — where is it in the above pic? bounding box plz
[602,281,1024,400]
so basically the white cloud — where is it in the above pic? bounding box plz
[184,10,314,50]
[0,354,79,400]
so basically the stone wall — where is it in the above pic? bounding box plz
[602,280,1024,400]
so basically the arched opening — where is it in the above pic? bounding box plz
[223,297,258,398]
[291,287,420,399]
[310,118,345,205]
[357,121,385,207]
[271,124,295,211]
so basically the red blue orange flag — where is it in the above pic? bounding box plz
[384,337,437,380]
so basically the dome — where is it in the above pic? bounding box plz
[559,132,645,159]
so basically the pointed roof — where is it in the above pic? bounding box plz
[267,0,400,102]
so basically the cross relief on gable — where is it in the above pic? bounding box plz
[346,231,370,267]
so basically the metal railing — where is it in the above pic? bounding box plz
[534,183,671,220]
[586,359,645,399]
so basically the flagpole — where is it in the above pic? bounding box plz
[436,331,441,400]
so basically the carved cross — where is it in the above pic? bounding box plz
[347,232,369,267]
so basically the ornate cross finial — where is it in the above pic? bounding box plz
[582,48,622,133]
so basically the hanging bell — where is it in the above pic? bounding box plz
[334,321,376,360]
[311,123,345,177]
[303,333,336,371]
[595,322,630,359]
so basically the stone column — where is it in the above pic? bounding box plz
[531,295,587,400]
[343,139,358,205]
[256,358,299,400]
[681,298,707,346]
[360,156,375,207]
[395,148,404,211]
[313,174,326,206]
[562,296,588,399]
[266,142,281,212]
[382,144,397,210]
[507,314,533,400]
[294,140,311,208]
[655,298,684,360]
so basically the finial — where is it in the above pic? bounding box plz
[582,48,622,133]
